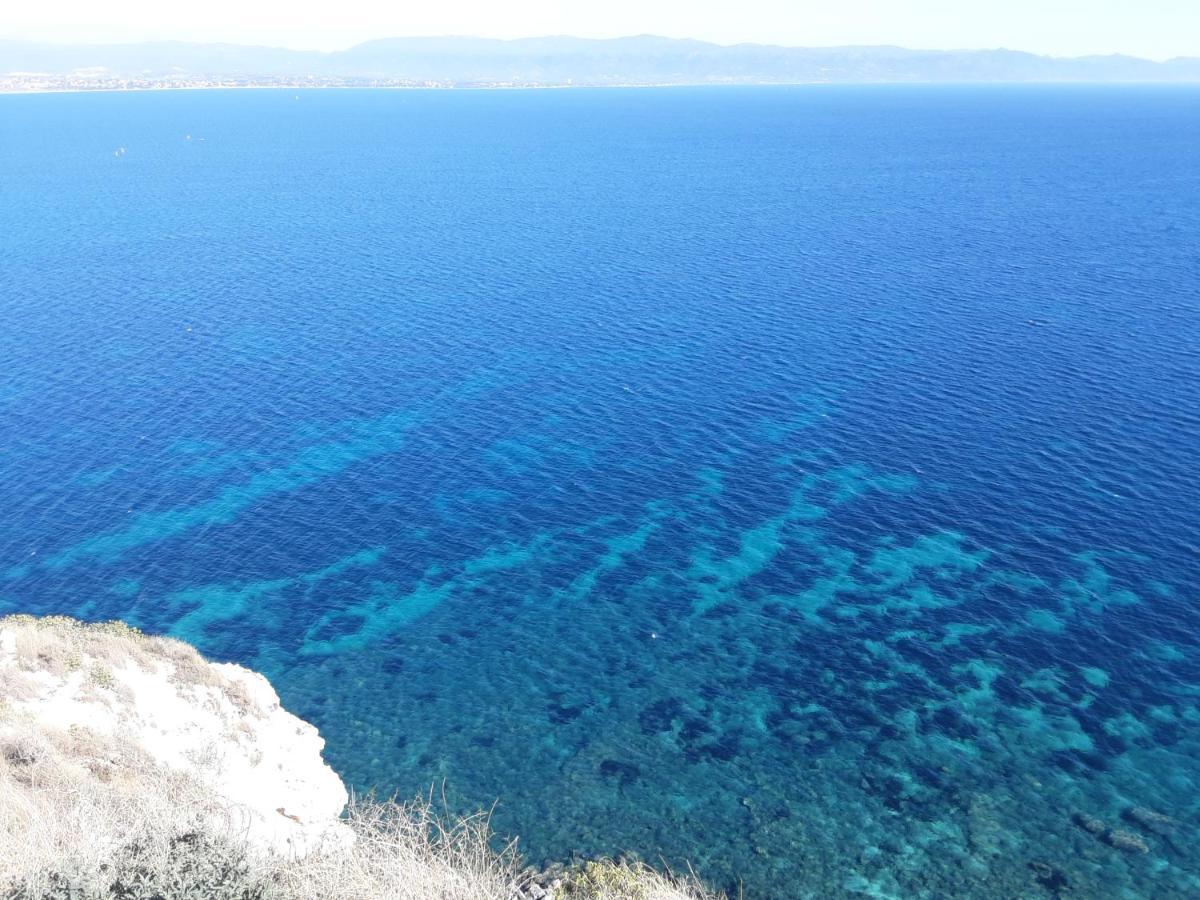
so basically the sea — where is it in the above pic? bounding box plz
[2,85,1198,898]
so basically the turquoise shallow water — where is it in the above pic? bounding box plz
[2,86,1199,897]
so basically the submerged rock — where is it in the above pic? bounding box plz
[1072,811,1107,836]
[1029,860,1069,892]
[1125,806,1177,835]
[1105,829,1151,854]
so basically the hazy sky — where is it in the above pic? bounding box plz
[3,0,1198,60]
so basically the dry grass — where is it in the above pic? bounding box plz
[0,666,40,702]
[9,615,144,672]
[0,724,514,899]
[556,860,721,900]
[272,797,520,899]
[0,719,257,899]
[0,614,262,715]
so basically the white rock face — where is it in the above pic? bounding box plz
[0,618,351,857]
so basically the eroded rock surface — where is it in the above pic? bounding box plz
[0,615,349,856]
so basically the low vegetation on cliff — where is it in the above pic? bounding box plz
[0,615,721,899]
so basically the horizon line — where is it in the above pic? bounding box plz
[1,34,1195,64]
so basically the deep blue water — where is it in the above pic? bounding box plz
[2,86,1199,897]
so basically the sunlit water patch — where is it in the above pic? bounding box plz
[2,86,1198,897]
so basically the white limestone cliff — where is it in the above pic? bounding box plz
[0,615,350,858]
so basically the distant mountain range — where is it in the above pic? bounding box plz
[3,35,1199,85]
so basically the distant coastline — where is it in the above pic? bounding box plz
[1,81,708,95]
[5,78,1200,97]
[3,35,1198,92]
